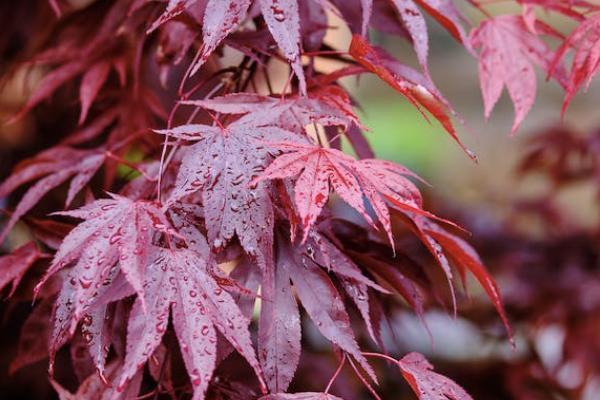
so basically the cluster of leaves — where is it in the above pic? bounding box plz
[0,0,599,399]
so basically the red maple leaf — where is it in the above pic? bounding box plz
[469,15,568,133]
[116,246,266,399]
[150,0,306,93]
[253,141,431,245]
[180,85,360,132]
[35,195,173,370]
[155,116,296,271]
[349,35,472,156]
[398,352,474,400]
[551,13,600,113]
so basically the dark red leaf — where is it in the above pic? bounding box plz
[349,34,472,157]
[0,147,105,244]
[0,242,42,297]
[79,61,111,124]
[398,352,473,400]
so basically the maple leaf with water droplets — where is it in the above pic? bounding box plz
[469,15,568,133]
[190,0,253,75]
[116,246,265,399]
[389,0,430,75]
[151,0,306,93]
[36,195,172,369]
[304,229,391,340]
[253,141,431,245]
[398,352,473,400]
[0,147,105,244]
[259,0,306,94]
[259,239,302,393]
[155,117,296,270]
[180,85,360,132]
[258,226,386,392]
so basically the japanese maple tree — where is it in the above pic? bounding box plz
[0,0,599,399]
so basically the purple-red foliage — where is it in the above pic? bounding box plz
[0,0,599,399]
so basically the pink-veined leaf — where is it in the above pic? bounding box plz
[253,141,433,246]
[117,246,265,398]
[156,117,296,271]
[398,352,473,400]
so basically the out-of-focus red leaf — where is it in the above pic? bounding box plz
[550,13,600,114]
[78,61,111,124]
[10,297,54,374]
[469,15,567,133]
[0,242,42,297]
[423,222,513,342]
[0,147,105,244]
